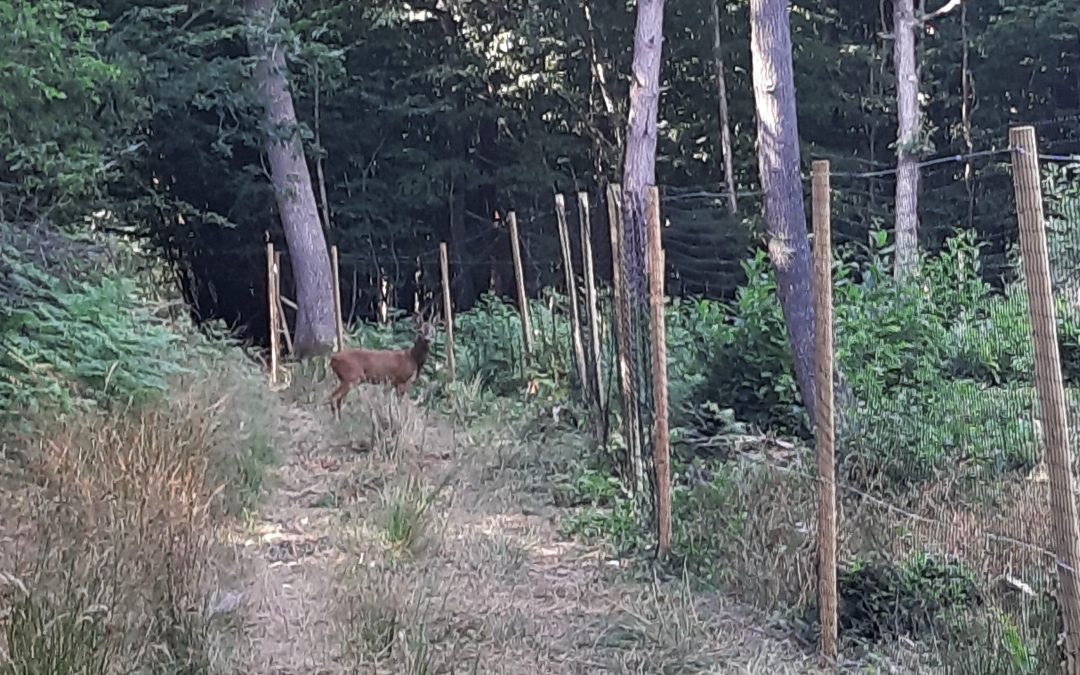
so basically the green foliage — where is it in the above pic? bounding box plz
[0,1,138,220]
[0,249,185,418]
[453,295,528,397]
[553,465,642,553]
[666,267,804,437]
[665,294,729,420]
[842,382,1038,486]
[382,474,451,559]
[836,554,980,641]
[671,216,1080,488]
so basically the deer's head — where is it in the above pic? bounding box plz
[413,306,438,344]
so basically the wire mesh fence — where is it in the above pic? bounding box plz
[824,153,1063,666]
[258,120,1080,668]
[623,133,1080,669]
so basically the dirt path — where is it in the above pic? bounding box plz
[227,388,832,674]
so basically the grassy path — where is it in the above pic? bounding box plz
[229,386,829,674]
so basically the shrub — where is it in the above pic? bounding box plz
[1,358,273,672]
[0,249,186,418]
[691,252,803,434]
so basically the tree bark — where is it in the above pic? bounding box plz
[620,0,665,504]
[961,0,975,230]
[622,0,666,284]
[749,0,816,422]
[245,0,336,357]
[710,0,738,214]
[893,0,920,279]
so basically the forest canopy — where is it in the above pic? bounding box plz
[1,0,1077,339]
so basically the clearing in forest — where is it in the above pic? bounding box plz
[224,380,829,674]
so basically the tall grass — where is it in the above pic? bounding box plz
[1,227,278,672]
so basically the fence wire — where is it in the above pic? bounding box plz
[261,139,1080,669]
[814,153,1080,668]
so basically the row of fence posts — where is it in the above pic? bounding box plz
[812,126,1080,668]
[262,124,1080,669]
[265,239,456,384]
[264,187,675,555]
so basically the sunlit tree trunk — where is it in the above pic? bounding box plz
[621,0,666,304]
[749,0,815,422]
[245,0,336,357]
[710,0,738,214]
[620,0,665,498]
[893,0,920,279]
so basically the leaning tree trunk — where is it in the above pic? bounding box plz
[710,0,738,214]
[893,0,920,280]
[245,0,336,357]
[749,0,815,422]
[619,0,665,500]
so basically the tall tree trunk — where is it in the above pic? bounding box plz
[620,0,665,500]
[710,0,738,214]
[749,0,816,422]
[245,0,336,356]
[893,0,920,280]
[961,1,975,230]
[622,0,665,247]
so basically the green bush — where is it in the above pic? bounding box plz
[840,381,1038,488]
[691,252,803,434]
[670,229,1057,487]
[0,248,186,418]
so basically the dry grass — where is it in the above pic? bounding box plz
[230,372,837,675]
[6,342,1060,674]
[0,350,276,673]
[666,432,1066,673]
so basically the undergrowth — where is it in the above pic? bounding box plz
[404,221,1079,672]
[0,224,277,672]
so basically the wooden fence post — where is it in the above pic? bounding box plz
[645,186,671,558]
[274,251,294,356]
[1011,125,1080,673]
[266,242,279,385]
[608,184,645,495]
[554,193,589,399]
[811,159,838,662]
[439,242,456,382]
[507,211,534,359]
[578,192,604,412]
[331,245,345,352]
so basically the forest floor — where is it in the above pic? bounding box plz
[221,379,838,674]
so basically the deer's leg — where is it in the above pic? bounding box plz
[329,382,351,420]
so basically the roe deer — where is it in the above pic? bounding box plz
[327,309,437,420]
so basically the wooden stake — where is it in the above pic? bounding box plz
[578,192,604,412]
[331,245,345,352]
[508,211,534,358]
[439,242,456,382]
[645,186,671,558]
[274,252,294,357]
[608,184,644,495]
[266,242,279,385]
[811,159,838,662]
[1011,125,1080,674]
[555,193,589,399]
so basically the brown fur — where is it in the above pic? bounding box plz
[326,313,437,419]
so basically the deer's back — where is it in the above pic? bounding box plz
[331,347,416,384]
